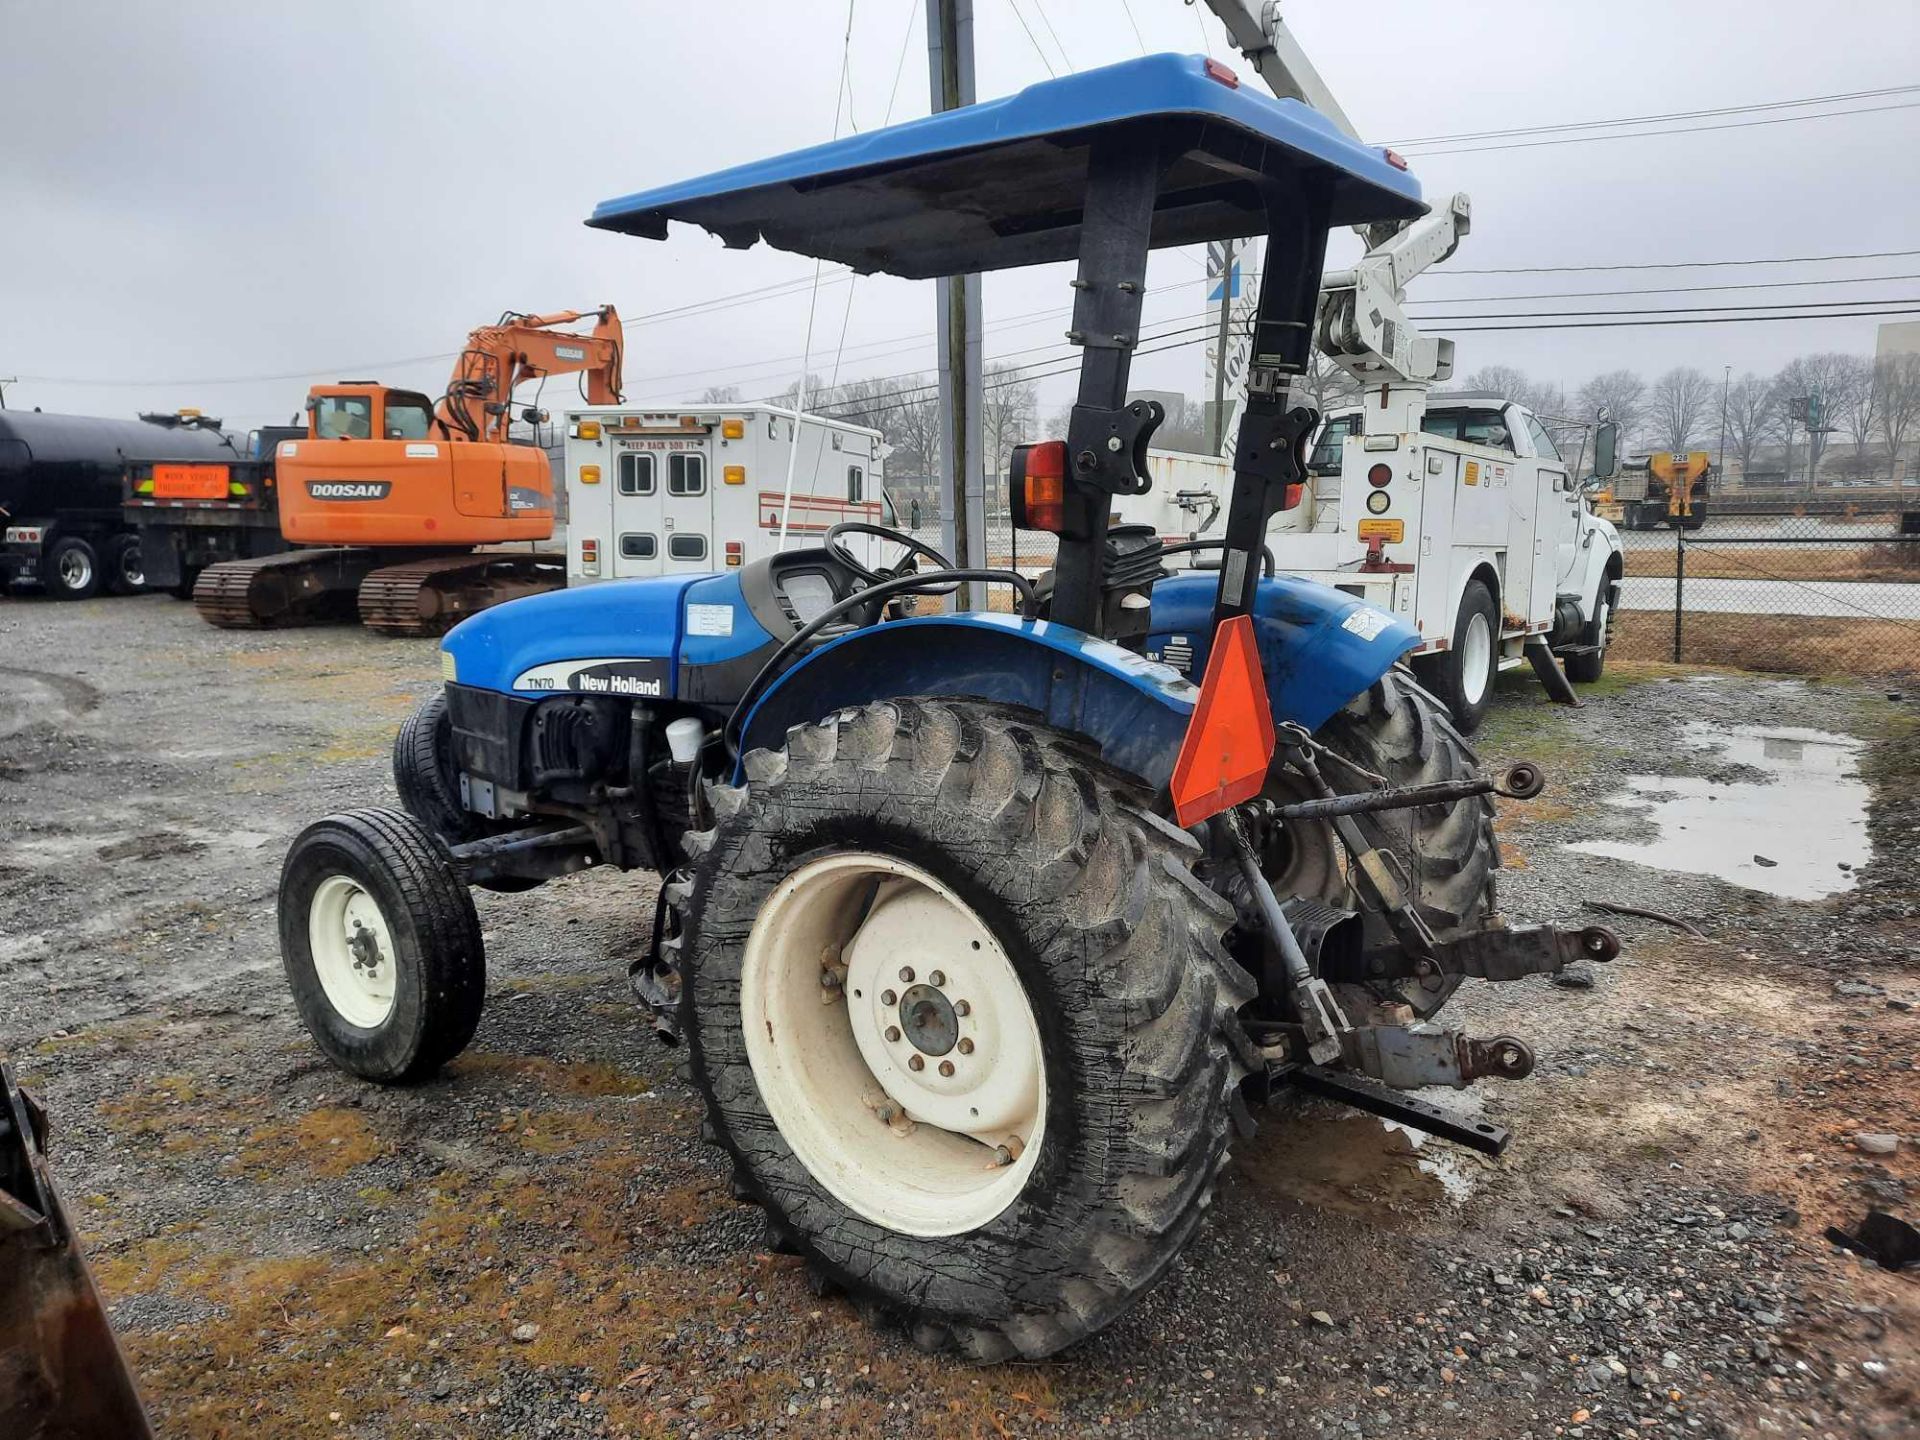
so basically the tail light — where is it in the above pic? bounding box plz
[725,541,743,568]
[1009,440,1068,533]
[1383,149,1409,171]
[580,537,600,576]
[1367,463,1393,488]
[1203,58,1239,88]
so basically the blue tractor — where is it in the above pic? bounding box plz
[277,55,1616,1360]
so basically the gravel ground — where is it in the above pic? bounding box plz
[1,592,1915,1440]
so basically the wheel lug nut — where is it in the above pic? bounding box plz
[938,1060,955,1077]
[929,970,946,987]
[954,1000,971,1017]
[899,967,915,983]
[908,1055,925,1072]
[958,1038,974,1054]
[885,1025,902,1043]
[881,989,897,1006]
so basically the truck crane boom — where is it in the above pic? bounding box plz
[1198,0,1469,432]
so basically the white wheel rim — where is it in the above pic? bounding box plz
[59,550,91,588]
[122,551,144,587]
[1461,611,1493,705]
[309,874,399,1029]
[740,852,1047,1237]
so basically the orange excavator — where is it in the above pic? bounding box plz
[191,307,623,635]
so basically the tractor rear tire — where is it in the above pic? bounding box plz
[670,698,1257,1360]
[1263,668,1500,1017]
[393,690,543,893]
[278,807,486,1083]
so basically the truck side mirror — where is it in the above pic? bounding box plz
[1593,421,1620,481]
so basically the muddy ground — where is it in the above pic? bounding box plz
[1,592,1914,1440]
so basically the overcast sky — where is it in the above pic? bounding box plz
[4,0,1918,432]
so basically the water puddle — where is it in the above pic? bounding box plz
[1237,1107,1482,1211]
[1569,724,1869,901]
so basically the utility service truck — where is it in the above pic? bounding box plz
[560,405,891,583]
[1270,393,1624,730]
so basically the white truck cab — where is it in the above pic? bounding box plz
[1279,393,1623,729]
[561,405,894,584]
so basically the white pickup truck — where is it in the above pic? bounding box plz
[1272,393,1623,730]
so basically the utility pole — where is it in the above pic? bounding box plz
[927,0,984,607]
[1206,240,1235,454]
[1715,363,1729,484]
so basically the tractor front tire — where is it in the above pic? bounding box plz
[393,690,543,893]
[1263,668,1500,1017]
[671,699,1257,1360]
[279,807,486,1083]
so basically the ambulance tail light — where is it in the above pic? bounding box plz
[725,541,743,568]
[1009,439,1068,533]
[580,537,601,577]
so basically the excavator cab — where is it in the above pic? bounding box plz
[305,386,438,443]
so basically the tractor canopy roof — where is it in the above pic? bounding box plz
[588,53,1424,280]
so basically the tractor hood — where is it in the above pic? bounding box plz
[588,53,1423,279]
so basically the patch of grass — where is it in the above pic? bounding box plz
[234,1108,384,1179]
[1626,543,1920,584]
[1612,612,1920,679]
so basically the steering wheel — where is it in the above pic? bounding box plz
[824,521,960,596]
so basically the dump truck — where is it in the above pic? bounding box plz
[273,49,1616,1363]
[1597,450,1712,530]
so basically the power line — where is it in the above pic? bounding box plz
[1406,272,1920,304]
[1418,297,1920,322]
[1117,0,1149,55]
[1445,306,1920,334]
[1381,82,1920,147]
[1435,247,1920,276]
[1397,100,1920,158]
[1028,0,1074,72]
[1003,0,1056,77]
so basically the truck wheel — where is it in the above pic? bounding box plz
[41,536,101,600]
[1261,668,1499,1017]
[393,691,544,892]
[1564,584,1613,684]
[279,807,486,1083]
[1415,579,1498,733]
[105,535,146,595]
[671,699,1256,1360]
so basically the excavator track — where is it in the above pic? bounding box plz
[191,549,378,629]
[357,551,566,637]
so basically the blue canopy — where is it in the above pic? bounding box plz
[589,53,1423,279]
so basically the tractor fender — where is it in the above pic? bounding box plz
[735,613,1199,789]
[1144,572,1419,732]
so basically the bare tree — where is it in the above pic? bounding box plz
[1294,349,1361,419]
[1575,369,1648,448]
[1647,366,1715,452]
[1829,354,1878,467]
[1876,353,1920,481]
[698,385,744,405]
[1721,372,1780,479]
[981,363,1038,483]
[1774,352,1853,479]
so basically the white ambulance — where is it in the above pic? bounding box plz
[561,405,893,583]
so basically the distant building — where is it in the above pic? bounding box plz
[1876,321,1920,362]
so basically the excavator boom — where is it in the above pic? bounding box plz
[439,307,624,443]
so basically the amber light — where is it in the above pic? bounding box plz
[1010,439,1068,533]
[721,418,745,439]
[723,465,746,485]
[579,465,602,485]
[725,540,744,568]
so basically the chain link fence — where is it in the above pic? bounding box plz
[1612,496,1920,677]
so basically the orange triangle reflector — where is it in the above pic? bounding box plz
[1169,614,1277,828]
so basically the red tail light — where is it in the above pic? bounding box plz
[725,540,743,568]
[1010,440,1068,534]
[1383,148,1409,171]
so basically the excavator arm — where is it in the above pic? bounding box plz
[439,307,624,442]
